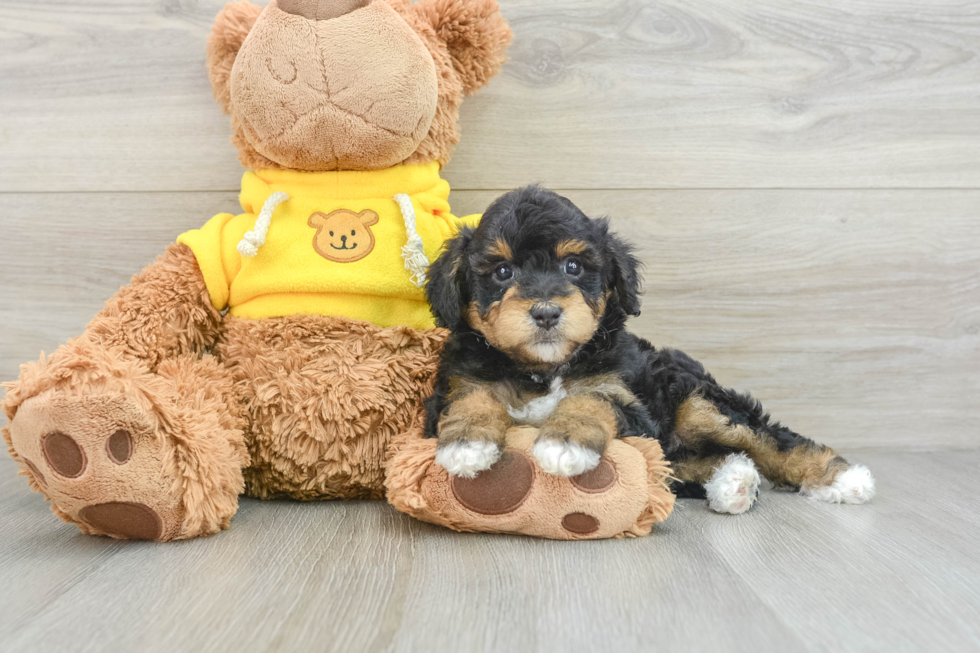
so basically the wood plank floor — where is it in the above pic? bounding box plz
[1,450,978,653]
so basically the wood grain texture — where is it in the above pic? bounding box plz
[1,0,979,192]
[2,189,977,449]
[1,451,979,652]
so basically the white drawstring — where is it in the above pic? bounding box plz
[237,191,290,258]
[394,193,429,288]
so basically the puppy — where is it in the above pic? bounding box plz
[423,186,875,514]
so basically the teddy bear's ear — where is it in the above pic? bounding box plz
[412,0,513,95]
[358,210,381,227]
[308,212,329,227]
[207,1,264,114]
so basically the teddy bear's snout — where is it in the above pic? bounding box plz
[230,0,438,171]
[278,0,370,21]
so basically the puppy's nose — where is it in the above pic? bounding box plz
[530,304,562,330]
[278,0,371,20]
[340,235,348,242]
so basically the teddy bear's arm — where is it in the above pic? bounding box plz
[82,243,223,371]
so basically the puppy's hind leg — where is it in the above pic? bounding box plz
[672,453,761,515]
[675,394,875,506]
[798,461,876,505]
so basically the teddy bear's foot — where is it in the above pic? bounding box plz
[8,391,184,540]
[704,453,761,515]
[387,427,676,539]
[5,345,248,541]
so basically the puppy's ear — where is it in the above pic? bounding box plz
[606,231,642,317]
[207,1,264,114]
[426,227,474,329]
[413,0,513,95]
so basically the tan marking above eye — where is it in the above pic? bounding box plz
[555,239,588,259]
[487,239,513,261]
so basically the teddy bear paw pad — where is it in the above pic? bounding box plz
[451,450,535,515]
[561,512,600,535]
[569,458,618,493]
[78,502,164,541]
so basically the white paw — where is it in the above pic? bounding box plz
[532,439,601,477]
[705,453,761,515]
[435,440,501,479]
[802,464,876,504]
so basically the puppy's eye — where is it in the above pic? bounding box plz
[493,263,514,282]
[329,231,334,237]
[564,258,583,276]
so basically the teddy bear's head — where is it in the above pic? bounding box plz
[207,0,511,172]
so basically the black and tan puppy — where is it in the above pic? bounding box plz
[423,186,875,514]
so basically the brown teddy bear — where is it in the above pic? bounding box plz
[3,0,674,541]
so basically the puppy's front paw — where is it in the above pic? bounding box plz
[532,439,601,477]
[435,440,502,479]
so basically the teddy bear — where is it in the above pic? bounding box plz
[3,0,675,541]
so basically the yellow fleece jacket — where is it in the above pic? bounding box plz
[177,163,477,330]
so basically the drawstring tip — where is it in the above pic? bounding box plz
[236,191,290,258]
[395,194,431,288]
[237,241,258,258]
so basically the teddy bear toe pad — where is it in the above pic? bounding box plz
[9,393,183,541]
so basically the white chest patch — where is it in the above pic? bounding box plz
[507,378,567,426]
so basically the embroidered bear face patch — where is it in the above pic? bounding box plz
[308,209,380,263]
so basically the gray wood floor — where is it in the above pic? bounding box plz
[1,450,978,653]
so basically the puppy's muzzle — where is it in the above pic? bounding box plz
[530,303,562,331]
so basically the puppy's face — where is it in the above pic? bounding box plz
[463,230,605,366]
[427,186,641,367]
